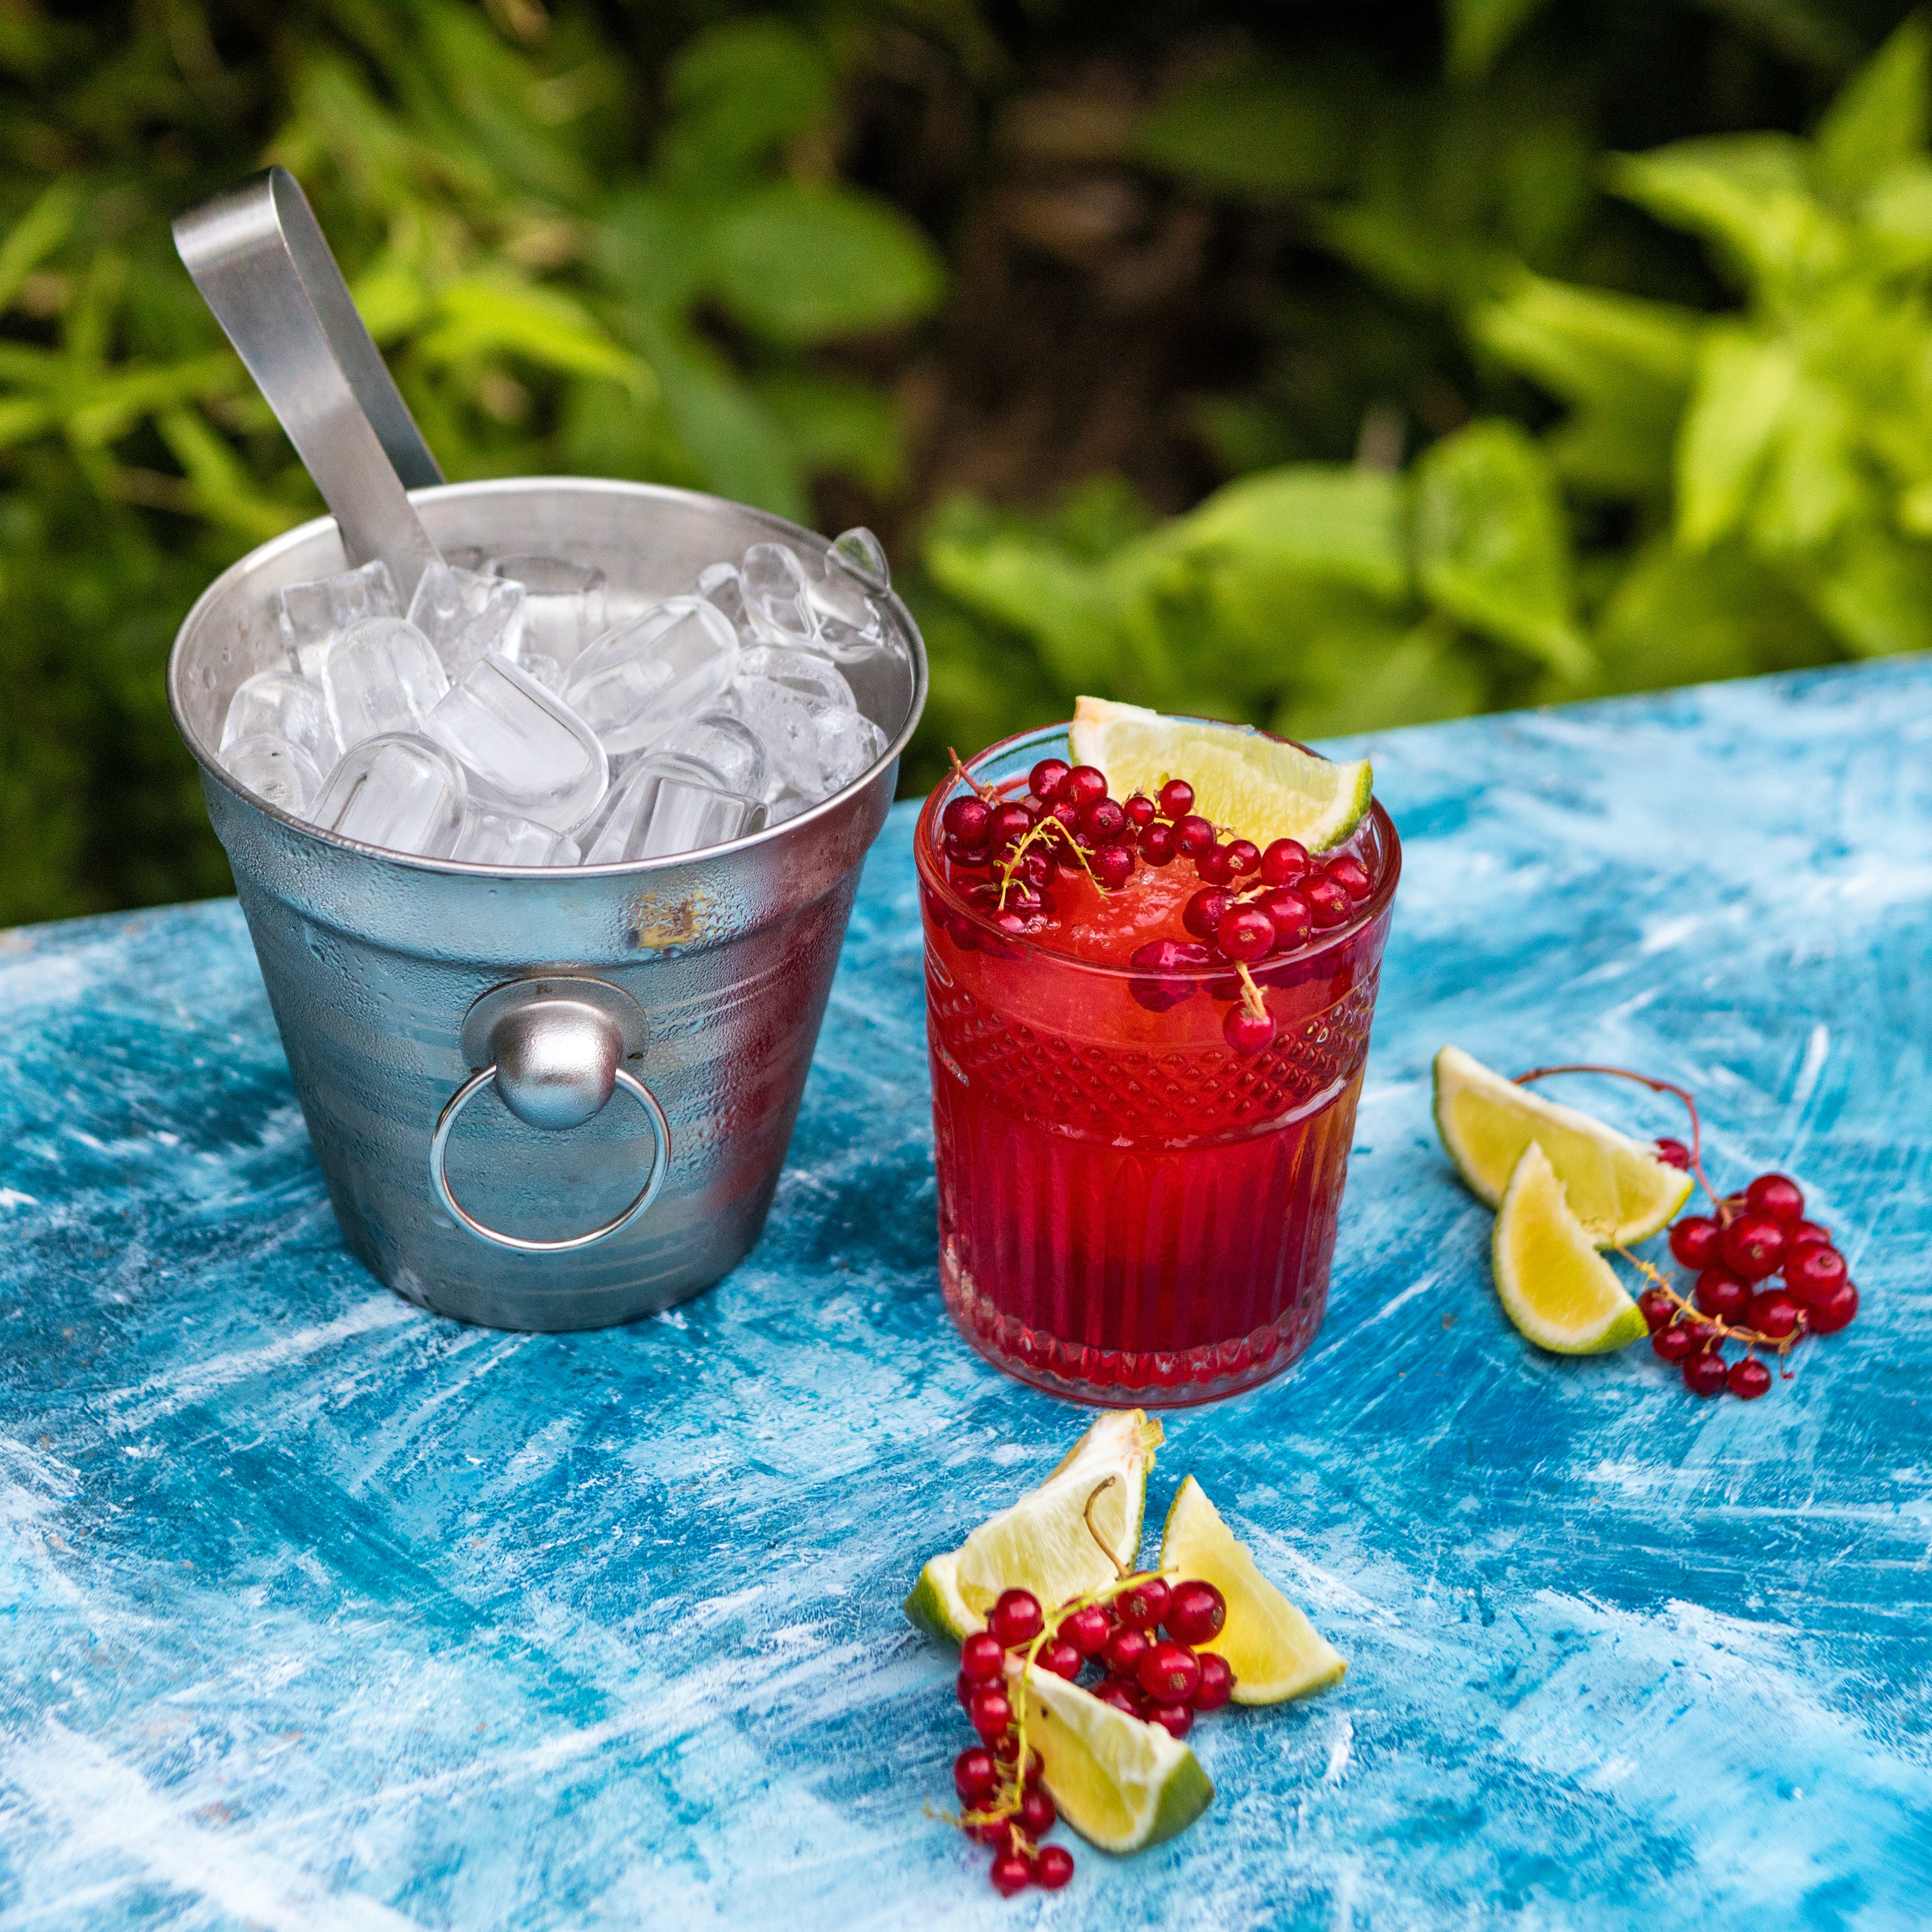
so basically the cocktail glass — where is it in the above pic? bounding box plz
[916,723,1401,1406]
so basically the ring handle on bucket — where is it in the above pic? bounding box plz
[429,976,671,1254]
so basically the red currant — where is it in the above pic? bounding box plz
[1224,838,1260,876]
[1684,1348,1729,1397]
[942,796,991,844]
[1018,1786,1056,1837]
[954,1747,999,1804]
[1163,1580,1226,1646]
[967,1685,1013,1742]
[1037,1638,1083,1680]
[1805,1280,1859,1333]
[1092,844,1134,890]
[1728,1357,1772,1400]
[1693,1269,1751,1323]
[1783,1243,1846,1304]
[1031,1845,1075,1891]
[1259,837,1309,885]
[1325,856,1372,900]
[961,1631,1006,1683]
[1058,1603,1111,1655]
[1256,887,1311,952]
[1224,1005,1278,1054]
[1158,779,1195,818]
[1124,793,1156,827]
[1080,798,1127,842]
[1191,1651,1236,1710]
[1195,844,1235,885]
[956,1669,978,1708]
[1060,765,1108,806]
[1102,1625,1153,1678]
[1114,1576,1170,1631]
[990,1589,1044,1649]
[1720,1213,1786,1281]
[1029,758,1070,799]
[1183,887,1231,939]
[988,1850,1032,1896]
[1668,1216,1724,1270]
[1654,1137,1692,1170]
[1747,1291,1800,1339]
[1215,905,1275,961]
[1303,876,1350,927]
[1652,1324,1694,1363]
[1144,1700,1195,1739]
[1638,1287,1676,1332]
[1173,814,1215,856]
[1139,822,1177,865]
[1137,1640,1202,1703]
[944,835,989,868]
[1786,1219,1831,1251]
[970,1816,1017,1850]
[1744,1173,1805,1223]
[1047,799,1080,833]
[1093,1679,1140,1717]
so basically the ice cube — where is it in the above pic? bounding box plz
[519,653,569,696]
[277,559,401,680]
[562,596,739,756]
[311,734,468,857]
[424,652,608,833]
[813,706,890,793]
[691,560,749,635]
[827,526,891,594]
[453,806,582,869]
[653,711,768,798]
[320,617,449,749]
[736,644,855,709]
[730,648,886,798]
[407,561,526,676]
[219,667,339,766]
[220,734,325,818]
[739,542,818,650]
[584,757,766,863]
[489,555,608,667]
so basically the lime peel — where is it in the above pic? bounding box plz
[1491,1139,1651,1354]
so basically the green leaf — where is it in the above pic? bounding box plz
[1163,464,1409,601]
[659,19,833,181]
[1859,158,1932,269]
[1592,539,1837,694]
[413,279,654,398]
[0,180,78,314]
[652,344,806,522]
[1412,419,1591,676]
[1136,61,1353,199]
[703,185,944,344]
[1473,272,1700,496]
[1674,328,1798,550]
[1814,14,1931,207]
[1607,136,1842,289]
[1280,619,1487,740]
[1446,0,1552,82]
[755,373,904,497]
[1802,526,1932,656]
[1749,375,1868,555]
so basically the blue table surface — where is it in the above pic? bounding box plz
[3,661,1929,1930]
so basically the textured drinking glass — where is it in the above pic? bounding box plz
[916,723,1401,1407]
[311,733,468,858]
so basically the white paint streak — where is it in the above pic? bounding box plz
[1790,1022,1830,1112]
[1323,1716,1354,1785]
[0,1187,37,1208]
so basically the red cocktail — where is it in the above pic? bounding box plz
[916,722,1400,1406]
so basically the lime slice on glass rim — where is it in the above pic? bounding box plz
[1433,1044,1692,1246]
[902,1409,1163,1642]
[1491,1140,1651,1354]
[1158,1476,1346,1704]
[1068,696,1373,852]
[1021,1669,1214,1852]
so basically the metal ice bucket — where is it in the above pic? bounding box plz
[167,476,926,1331]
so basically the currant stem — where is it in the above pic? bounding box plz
[1082,1476,1125,1577]
[1616,1245,1805,1362]
[1234,961,1268,1020]
[996,813,1104,909]
[1515,1063,1726,1220]
[946,746,998,804]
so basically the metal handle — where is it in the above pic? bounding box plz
[172,166,444,600]
[429,976,671,1254]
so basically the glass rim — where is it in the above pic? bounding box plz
[914,718,1402,982]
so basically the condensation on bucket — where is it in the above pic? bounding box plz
[168,478,927,1331]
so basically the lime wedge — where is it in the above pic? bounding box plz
[1068,696,1372,852]
[1158,1476,1345,1704]
[1492,1140,1650,1353]
[1022,1669,1213,1852]
[902,1410,1163,1642]
[1433,1044,1692,1246]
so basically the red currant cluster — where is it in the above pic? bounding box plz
[1640,1165,1860,1399]
[938,754,1375,1054]
[950,1572,1234,1897]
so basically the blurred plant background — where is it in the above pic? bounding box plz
[0,0,1923,923]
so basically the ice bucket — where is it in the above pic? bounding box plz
[167,476,927,1331]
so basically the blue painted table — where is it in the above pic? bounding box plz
[3,662,1929,1929]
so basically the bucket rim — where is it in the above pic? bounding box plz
[166,475,930,878]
